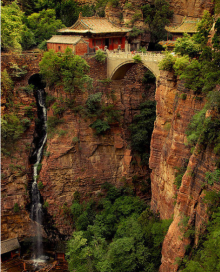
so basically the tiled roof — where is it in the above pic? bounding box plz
[47,35,84,44]
[59,15,132,34]
[165,18,200,34]
[1,238,20,255]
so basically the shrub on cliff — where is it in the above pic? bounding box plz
[133,54,142,63]
[90,119,110,134]
[1,69,14,97]
[129,100,156,165]
[159,51,176,71]
[47,116,65,138]
[86,92,102,114]
[142,70,156,91]
[39,48,93,93]
[174,33,201,58]
[180,60,204,93]
[186,92,220,154]
[173,55,190,76]
[13,203,20,213]
[95,50,107,63]
[1,113,26,152]
[181,207,220,272]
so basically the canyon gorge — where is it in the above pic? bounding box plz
[1,0,220,271]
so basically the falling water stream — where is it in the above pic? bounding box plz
[31,89,47,262]
[28,74,48,265]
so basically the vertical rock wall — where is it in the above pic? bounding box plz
[1,53,43,241]
[150,71,220,271]
[1,54,156,240]
[39,60,155,236]
[168,0,214,24]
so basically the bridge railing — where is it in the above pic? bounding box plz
[107,51,164,62]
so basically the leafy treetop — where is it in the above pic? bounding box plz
[1,1,25,51]
[142,0,173,43]
[39,48,93,93]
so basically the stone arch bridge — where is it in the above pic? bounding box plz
[106,51,164,80]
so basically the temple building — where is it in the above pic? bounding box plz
[159,17,200,50]
[47,13,132,54]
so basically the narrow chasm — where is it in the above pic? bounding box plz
[28,74,47,261]
[23,73,65,268]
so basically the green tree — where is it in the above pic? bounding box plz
[1,69,14,97]
[173,55,190,76]
[142,0,173,43]
[159,51,176,71]
[90,119,110,135]
[193,11,213,47]
[180,60,204,92]
[59,0,80,27]
[182,208,220,272]
[19,0,39,15]
[27,9,64,45]
[39,48,93,93]
[21,25,36,50]
[1,113,26,151]
[174,33,201,58]
[129,100,156,164]
[1,1,25,51]
[66,186,171,272]
[35,0,80,26]
[86,92,102,113]
[95,50,107,63]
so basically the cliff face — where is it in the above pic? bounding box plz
[74,0,214,26]
[39,60,155,236]
[1,53,44,241]
[168,0,214,24]
[1,54,155,240]
[149,71,220,271]
[149,71,206,219]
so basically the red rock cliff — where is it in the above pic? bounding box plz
[149,71,220,271]
[1,54,155,240]
[38,59,155,236]
[1,53,44,241]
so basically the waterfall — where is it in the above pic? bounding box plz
[30,88,47,260]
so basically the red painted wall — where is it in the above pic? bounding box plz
[75,42,88,55]
[47,43,73,53]
[47,36,127,54]
[88,37,126,50]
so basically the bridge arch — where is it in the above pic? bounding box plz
[107,52,163,80]
[110,60,158,80]
[28,73,46,89]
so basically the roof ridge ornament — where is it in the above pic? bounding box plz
[79,12,82,20]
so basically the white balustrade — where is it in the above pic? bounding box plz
[107,51,164,62]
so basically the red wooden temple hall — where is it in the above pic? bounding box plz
[47,13,132,54]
